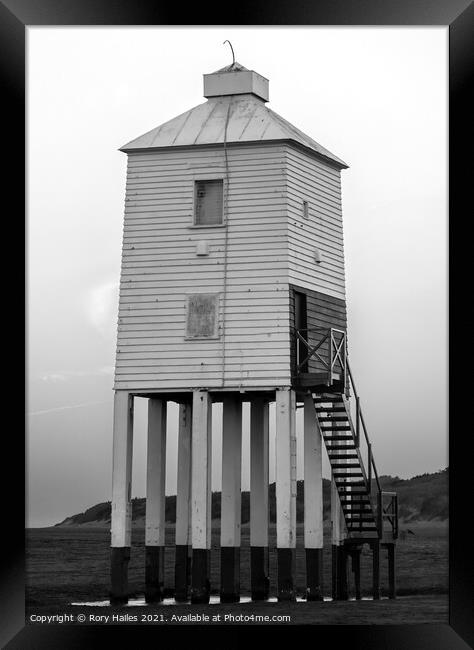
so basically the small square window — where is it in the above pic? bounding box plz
[194,180,223,225]
[302,200,309,219]
[185,293,220,339]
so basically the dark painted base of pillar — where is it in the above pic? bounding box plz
[372,540,380,600]
[337,545,349,600]
[145,546,164,603]
[220,547,240,603]
[305,548,324,601]
[331,544,338,600]
[331,544,348,600]
[387,544,396,599]
[250,546,270,600]
[174,544,190,602]
[277,548,295,601]
[110,547,130,605]
[351,549,362,600]
[191,549,210,604]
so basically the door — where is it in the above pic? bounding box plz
[294,291,308,373]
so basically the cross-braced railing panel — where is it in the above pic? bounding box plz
[295,327,347,387]
[377,491,399,541]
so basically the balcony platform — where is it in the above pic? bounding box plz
[292,372,344,395]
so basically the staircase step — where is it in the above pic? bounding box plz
[313,395,344,404]
[323,432,352,437]
[334,472,363,478]
[343,508,371,512]
[338,489,367,493]
[342,504,373,517]
[319,416,348,422]
[315,406,346,413]
[341,492,372,507]
[347,526,378,532]
[331,456,362,466]
[321,426,352,432]
[326,444,356,450]
[328,453,358,459]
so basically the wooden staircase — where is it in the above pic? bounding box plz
[293,326,398,545]
[311,361,399,546]
[314,394,379,538]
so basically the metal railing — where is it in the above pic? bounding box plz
[295,327,347,387]
[346,359,398,541]
[377,491,399,540]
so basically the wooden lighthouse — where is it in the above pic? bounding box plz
[110,60,398,605]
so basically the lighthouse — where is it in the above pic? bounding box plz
[110,60,398,605]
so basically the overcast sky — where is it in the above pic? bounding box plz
[27,26,447,528]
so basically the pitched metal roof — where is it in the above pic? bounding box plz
[120,93,348,169]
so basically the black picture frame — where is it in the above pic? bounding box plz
[2,1,472,647]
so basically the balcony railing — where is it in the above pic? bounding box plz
[295,327,347,387]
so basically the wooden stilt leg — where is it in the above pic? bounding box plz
[175,403,192,602]
[190,391,212,604]
[338,545,348,600]
[304,395,324,601]
[250,399,270,601]
[331,544,338,600]
[388,544,396,599]
[145,398,167,603]
[110,391,134,605]
[372,540,380,600]
[352,549,362,600]
[275,389,297,601]
[220,396,242,603]
[331,474,342,600]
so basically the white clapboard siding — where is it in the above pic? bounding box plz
[114,144,291,392]
[285,147,346,300]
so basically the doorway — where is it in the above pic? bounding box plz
[294,291,308,373]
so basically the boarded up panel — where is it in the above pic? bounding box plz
[186,294,219,338]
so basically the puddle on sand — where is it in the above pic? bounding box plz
[71,596,393,607]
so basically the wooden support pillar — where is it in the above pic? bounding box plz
[331,478,341,599]
[331,445,347,600]
[144,398,167,603]
[331,543,338,601]
[175,403,192,602]
[388,544,396,599]
[191,390,212,604]
[220,396,242,603]
[250,398,270,601]
[372,539,380,600]
[110,391,134,605]
[351,548,362,600]
[303,394,323,600]
[337,545,349,600]
[275,388,297,601]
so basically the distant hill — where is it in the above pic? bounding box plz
[56,468,448,527]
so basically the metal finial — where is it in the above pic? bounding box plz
[223,40,235,67]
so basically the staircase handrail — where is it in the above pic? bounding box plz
[346,359,382,496]
[346,359,399,540]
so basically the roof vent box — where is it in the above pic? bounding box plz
[203,69,269,102]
